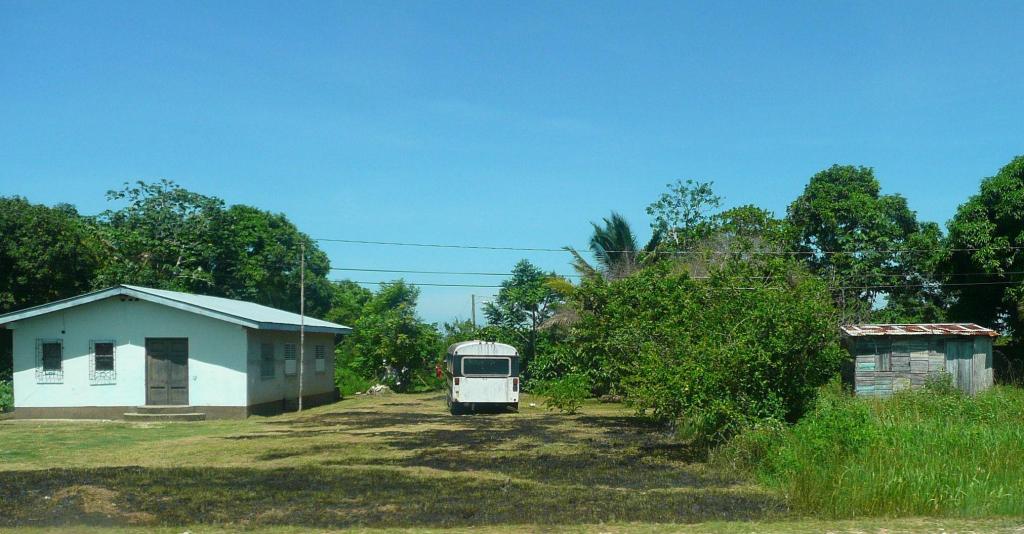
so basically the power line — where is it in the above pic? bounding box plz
[331,265,1024,280]
[331,267,582,278]
[343,280,504,288]
[315,237,1024,257]
[316,238,565,252]
[830,280,1024,291]
[337,277,1024,292]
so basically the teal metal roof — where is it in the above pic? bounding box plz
[0,285,351,335]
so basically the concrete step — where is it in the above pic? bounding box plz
[132,405,196,415]
[123,412,206,422]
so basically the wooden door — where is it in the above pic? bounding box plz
[146,338,189,405]
[945,340,974,394]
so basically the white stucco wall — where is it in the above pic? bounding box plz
[246,330,336,405]
[11,296,248,408]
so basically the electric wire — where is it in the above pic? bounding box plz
[315,237,1024,257]
[321,239,1024,291]
[331,266,1024,280]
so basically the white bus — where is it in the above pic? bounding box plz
[444,340,519,415]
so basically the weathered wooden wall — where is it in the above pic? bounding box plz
[850,336,992,397]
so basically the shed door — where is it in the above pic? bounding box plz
[146,338,189,405]
[945,340,974,394]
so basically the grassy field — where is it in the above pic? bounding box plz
[0,393,779,530]
[746,385,1024,518]
[1,392,1022,532]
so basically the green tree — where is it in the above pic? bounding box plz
[943,156,1024,335]
[0,197,102,313]
[567,212,661,280]
[0,197,104,385]
[94,180,335,316]
[439,319,481,348]
[344,281,442,391]
[93,180,224,291]
[646,178,722,249]
[324,280,373,327]
[716,205,789,249]
[677,205,791,278]
[483,260,564,376]
[211,204,333,316]
[786,165,941,323]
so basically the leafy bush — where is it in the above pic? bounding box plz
[564,259,844,442]
[406,367,445,393]
[753,384,1024,517]
[923,369,958,395]
[536,373,590,415]
[0,379,12,412]
[335,364,372,398]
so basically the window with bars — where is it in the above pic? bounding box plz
[315,344,327,373]
[90,340,116,384]
[260,343,275,379]
[36,339,64,383]
[284,343,297,376]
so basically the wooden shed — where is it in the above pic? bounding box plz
[840,323,998,396]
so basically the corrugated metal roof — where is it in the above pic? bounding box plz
[0,285,351,334]
[840,323,998,337]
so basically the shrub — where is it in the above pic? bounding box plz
[0,379,12,412]
[406,367,445,393]
[335,365,372,398]
[923,369,958,395]
[565,259,844,442]
[537,373,590,415]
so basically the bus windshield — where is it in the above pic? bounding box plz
[462,357,511,376]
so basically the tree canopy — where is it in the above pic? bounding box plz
[786,165,942,322]
[0,197,102,314]
[568,212,661,280]
[342,281,442,392]
[483,260,564,376]
[943,156,1024,335]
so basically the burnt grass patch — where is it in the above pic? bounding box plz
[326,416,728,489]
[0,396,785,528]
[0,466,782,528]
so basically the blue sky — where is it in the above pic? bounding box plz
[2,1,1022,324]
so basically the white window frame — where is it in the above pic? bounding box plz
[89,339,117,385]
[314,344,327,373]
[284,343,297,376]
[36,338,64,384]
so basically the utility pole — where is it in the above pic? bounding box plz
[298,243,305,412]
[471,294,476,328]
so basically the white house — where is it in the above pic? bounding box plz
[0,285,351,420]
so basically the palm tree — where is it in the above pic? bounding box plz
[567,212,662,281]
[543,213,660,331]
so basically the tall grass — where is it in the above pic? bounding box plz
[732,381,1024,517]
